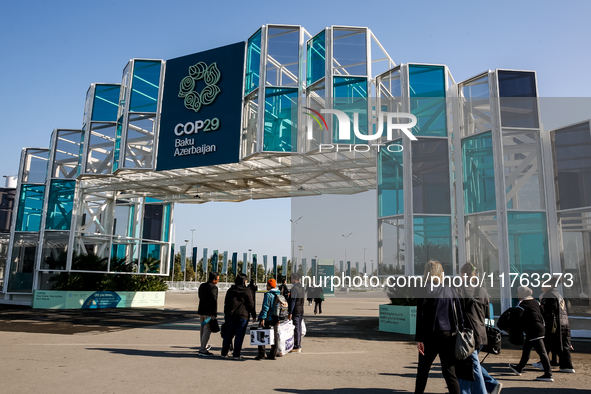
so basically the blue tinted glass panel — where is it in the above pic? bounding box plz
[130,60,161,113]
[143,204,163,241]
[163,204,171,242]
[245,29,262,95]
[508,212,549,277]
[409,65,446,137]
[307,31,325,85]
[45,180,75,230]
[16,184,45,232]
[92,85,120,121]
[140,243,161,273]
[333,77,368,144]
[498,71,538,128]
[113,117,123,172]
[412,139,450,214]
[378,141,403,217]
[264,88,298,152]
[462,132,496,214]
[413,216,452,274]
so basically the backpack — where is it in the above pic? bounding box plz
[272,293,289,321]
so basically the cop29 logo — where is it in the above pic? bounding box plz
[178,62,221,112]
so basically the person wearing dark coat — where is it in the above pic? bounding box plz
[457,263,502,394]
[415,260,463,394]
[509,285,553,382]
[248,279,258,320]
[221,273,255,359]
[197,271,219,357]
[279,279,290,299]
[539,279,575,373]
[288,273,305,353]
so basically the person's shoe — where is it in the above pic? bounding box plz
[509,364,522,376]
[198,350,214,357]
[205,344,211,351]
[254,354,265,360]
[490,382,503,394]
[266,355,276,360]
[535,373,554,382]
[290,348,301,353]
[532,362,543,370]
[220,354,229,359]
[559,368,575,373]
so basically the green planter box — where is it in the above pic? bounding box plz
[32,290,166,309]
[379,304,417,335]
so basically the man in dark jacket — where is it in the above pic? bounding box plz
[248,279,258,320]
[279,279,290,299]
[222,273,255,360]
[197,271,219,357]
[539,278,575,373]
[288,273,305,353]
[509,285,553,382]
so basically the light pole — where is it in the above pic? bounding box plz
[298,245,304,281]
[342,232,352,274]
[290,216,303,273]
[183,239,189,285]
[190,228,195,274]
[248,249,252,282]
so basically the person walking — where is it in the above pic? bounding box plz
[305,284,313,306]
[288,273,305,353]
[509,285,553,382]
[279,279,290,299]
[537,277,575,373]
[248,279,258,321]
[221,273,255,360]
[457,263,502,394]
[197,271,219,357]
[415,260,463,394]
[313,286,324,315]
[255,279,282,360]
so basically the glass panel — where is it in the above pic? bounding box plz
[413,216,452,274]
[333,76,367,144]
[76,131,85,177]
[110,239,139,272]
[245,29,262,95]
[0,234,9,292]
[379,217,405,275]
[266,27,299,87]
[16,184,45,232]
[507,211,549,280]
[92,85,121,121]
[40,231,69,270]
[263,88,298,152]
[503,130,544,210]
[332,29,366,76]
[140,242,164,273]
[460,75,491,137]
[0,189,16,233]
[377,68,401,100]
[378,140,403,217]
[464,213,500,303]
[130,60,161,113]
[552,121,591,210]
[409,65,446,137]
[51,130,82,179]
[83,87,93,129]
[113,204,132,237]
[123,114,155,169]
[113,117,123,172]
[163,204,171,242]
[46,180,75,230]
[22,149,49,184]
[462,132,496,214]
[142,204,163,241]
[304,81,325,151]
[412,139,450,214]
[242,93,258,157]
[558,210,591,301]
[497,70,538,129]
[86,122,117,174]
[7,232,38,292]
[72,235,110,270]
[307,31,325,85]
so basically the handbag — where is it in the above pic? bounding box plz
[452,296,475,360]
[209,318,220,333]
[481,326,502,355]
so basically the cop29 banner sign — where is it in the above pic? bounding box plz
[156,42,245,171]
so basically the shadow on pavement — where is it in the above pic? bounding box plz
[275,389,404,394]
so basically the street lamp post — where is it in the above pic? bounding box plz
[342,232,352,274]
[183,239,189,286]
[248,249,252,282]
[298,245,304,281]
[290,216,303,274]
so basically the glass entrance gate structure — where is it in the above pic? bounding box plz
[1,24,589,311]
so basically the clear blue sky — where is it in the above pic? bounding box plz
[1,1,590,268]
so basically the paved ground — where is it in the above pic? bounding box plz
[1,291,590,394]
